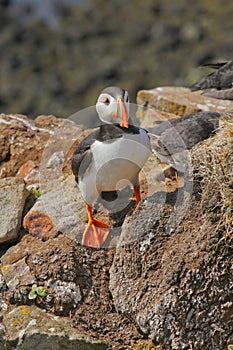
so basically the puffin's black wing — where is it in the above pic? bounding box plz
[190,60,233,91]
[71,129,100,183]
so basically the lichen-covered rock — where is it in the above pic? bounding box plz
[1,256,36,291]
[1,234,91,315]
[0,305,107,350]
[110,205,233,349]
[0,177,28,243]
[137,87,233,128]
[0,233,138,349]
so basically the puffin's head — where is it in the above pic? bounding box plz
[96,86,129,128]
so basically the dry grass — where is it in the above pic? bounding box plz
[194,114,233,254]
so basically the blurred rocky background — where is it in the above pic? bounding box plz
[1,0,233,118]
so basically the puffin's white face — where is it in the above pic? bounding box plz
[96,88,130,128]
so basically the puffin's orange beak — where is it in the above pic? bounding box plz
[118,97,128,128]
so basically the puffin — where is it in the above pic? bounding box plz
[72,86,152,248]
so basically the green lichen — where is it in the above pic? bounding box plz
[31,188,42,198]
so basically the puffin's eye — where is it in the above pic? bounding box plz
[104,98,110,105]
[125,95,129,103]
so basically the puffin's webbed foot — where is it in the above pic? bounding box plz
[82,204,109,248]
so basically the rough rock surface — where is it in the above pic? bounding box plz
[110,203,233,349]
[0,114,62,179]
[1,234,91,315]
[0,177,28,243]
[137,87,233,127]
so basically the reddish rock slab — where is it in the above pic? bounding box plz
[0,114,63,178]
[23,210,59,241]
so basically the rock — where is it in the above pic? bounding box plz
[0,270,7,312]
[1,256,36,291]
[149,111,220,171]
[0,232,139,348]
[189,61,233,100]
[1,234,91,315]
[0,113,86,241]
[117,192,166,247]
[23,175,86,242]
[0,114,63,179]
[137,87,233,128]
[23,211,59,241]
[203,87,233,100]
[110,208,233,349]
[0,134,10,163]
[46,151,65,169]
[0,177,28,243]
[0,305,107,350]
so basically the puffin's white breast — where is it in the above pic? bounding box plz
[79,129,151,204]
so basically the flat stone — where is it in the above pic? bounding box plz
[0,177,28,243]
[137,87,233,128]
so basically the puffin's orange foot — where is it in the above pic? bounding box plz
[133,184,141,209]
[82,219,109,248]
